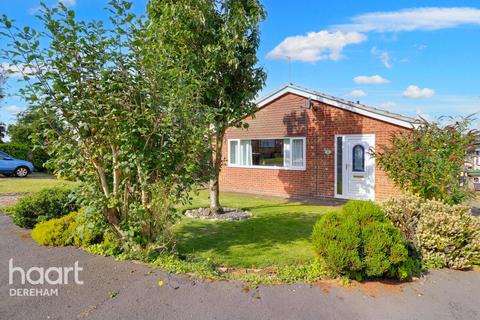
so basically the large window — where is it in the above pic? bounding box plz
[252,139,284,167]
[228,137,305,169]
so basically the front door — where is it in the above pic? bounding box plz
[335,134,375,200]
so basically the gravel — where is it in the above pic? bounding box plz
[184,207,252,221]
[0,193,26,208]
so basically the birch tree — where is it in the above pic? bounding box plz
[148,0,266,213]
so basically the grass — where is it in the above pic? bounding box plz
[174,190,341,268]
[0,175,338,281]
[0,173,76,194]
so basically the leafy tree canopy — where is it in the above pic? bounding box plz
[147,0,266,213]
[8,108,42,145]
[1,0,209,246]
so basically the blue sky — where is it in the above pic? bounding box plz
[1,0,479,127]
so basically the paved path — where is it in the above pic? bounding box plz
[0,213,479,320]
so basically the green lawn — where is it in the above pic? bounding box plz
[0,173,76,194]
[174,191,341,268]
[0,175,338,269]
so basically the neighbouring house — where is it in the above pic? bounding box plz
[465,142,480,191]
[465,145,480,171]
[219,84,416,201]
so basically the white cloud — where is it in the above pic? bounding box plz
[353,75,390,85]
[28,6,42,15]
[471,118,480,130]
[403,85,435,99]
[415,44,427,52]
[4,105,25,115]
[332,7,480,33]
[29,0,75,14]
[349,89,366,97]
[267,31,367,62]
[59,0,76,6]
[371,47,392,68]
[416,108,433,122]
[380,101,396,109]
[0,63,37,78]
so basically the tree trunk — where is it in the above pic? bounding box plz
[106,207,125,241]
[209,130,224,214]
[111,145,121,196]
[209,177,221,214]
[93,161,126,241]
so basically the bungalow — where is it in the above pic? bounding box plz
[219,84,416,201]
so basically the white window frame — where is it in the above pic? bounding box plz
[228,139,240,166]
[227,137,306,171]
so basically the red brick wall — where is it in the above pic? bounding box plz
[219,93,409,201]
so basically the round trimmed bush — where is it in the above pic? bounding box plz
[312,200,418,280]
[10,187,78,228]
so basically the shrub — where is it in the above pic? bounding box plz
[84,231,122,256]
[342,200,386,225]
[312,210,363,277]
[66,210,100,247]
[10,187,78,228]
[31,211,78,246]
[382,194,424,246]
[312,200,417,280]
[417,201,480,269]
[381,194,480,269]
[31,209,122,255]
[374,117,478,205]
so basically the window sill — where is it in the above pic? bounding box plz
[227,164,306,171]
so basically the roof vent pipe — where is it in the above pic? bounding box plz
[306,97,313,109]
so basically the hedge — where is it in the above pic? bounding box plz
[0,143,49,171]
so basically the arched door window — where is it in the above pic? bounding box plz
[352,144,365,172]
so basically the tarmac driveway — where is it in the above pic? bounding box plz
[0,212,479,320]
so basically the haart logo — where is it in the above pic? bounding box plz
[8,258,84,297]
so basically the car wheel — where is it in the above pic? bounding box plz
[15,167,30,177]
